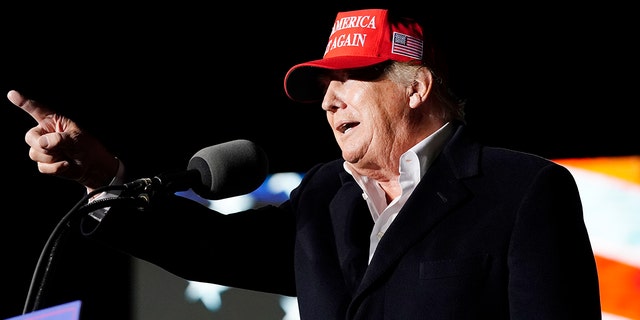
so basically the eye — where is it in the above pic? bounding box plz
[345,61,392,81]
[317,72,333,90]
[317,70,349,95]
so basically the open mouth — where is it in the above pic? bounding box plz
[338,122,359,134]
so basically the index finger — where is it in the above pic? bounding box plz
[7,90,55,124]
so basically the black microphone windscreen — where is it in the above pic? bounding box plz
[186,139,269,200]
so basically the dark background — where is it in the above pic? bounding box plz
[1,2,637,319]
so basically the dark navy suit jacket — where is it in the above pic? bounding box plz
[88,122,602,319]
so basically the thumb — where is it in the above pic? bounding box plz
[38,132,61,149]
[7,90,55,124]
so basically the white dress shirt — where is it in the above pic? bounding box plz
[344,122,454,263]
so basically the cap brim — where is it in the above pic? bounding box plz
[284,56,388,103]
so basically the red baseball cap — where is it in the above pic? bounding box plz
[284,8,428,103]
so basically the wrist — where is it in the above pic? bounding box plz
[84,157,124,192]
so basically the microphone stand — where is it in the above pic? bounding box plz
[22,184,145,314]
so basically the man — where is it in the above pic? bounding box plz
[8,8,601,319]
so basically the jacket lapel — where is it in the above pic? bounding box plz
[330,172,374,295]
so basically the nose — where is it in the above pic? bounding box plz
[321,81,345,112]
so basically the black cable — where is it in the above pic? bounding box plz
[21,184,139,314]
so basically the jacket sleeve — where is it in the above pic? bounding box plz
[508,163,601,318]
[80,190,297,296]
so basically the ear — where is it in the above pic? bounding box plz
[408,67,433,109]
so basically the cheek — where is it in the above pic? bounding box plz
[349,82,377,103]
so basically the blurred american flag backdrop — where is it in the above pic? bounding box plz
[555,156,640,320]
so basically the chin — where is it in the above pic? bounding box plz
[341,151,357,164]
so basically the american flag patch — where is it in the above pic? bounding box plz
[391,32,423,60]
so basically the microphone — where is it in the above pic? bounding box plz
[125,139,269,200]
